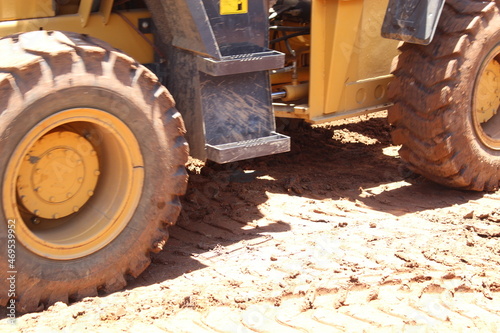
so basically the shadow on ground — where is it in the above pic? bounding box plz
[128,112,483,291]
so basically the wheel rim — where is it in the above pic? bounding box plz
[473,44,500,150]
[3,108,144,260]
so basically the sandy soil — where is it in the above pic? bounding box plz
[2,111,500,332]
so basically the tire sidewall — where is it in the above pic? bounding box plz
[0,85,172,288]
[453,10,500,162]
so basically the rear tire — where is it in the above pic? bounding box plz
[0,31,188,312]
[388,0,500,191]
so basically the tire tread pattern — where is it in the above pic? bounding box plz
[0,31,188,312]
[388,0,500,191]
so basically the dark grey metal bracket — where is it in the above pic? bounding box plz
[381,0,445,45]
[145,0,289,163]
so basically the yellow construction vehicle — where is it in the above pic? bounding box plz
[0,0,498,312]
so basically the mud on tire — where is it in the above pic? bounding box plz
[0,31,188,312]
[388,0,500,191]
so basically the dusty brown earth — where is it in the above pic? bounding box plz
[2,111,500,332]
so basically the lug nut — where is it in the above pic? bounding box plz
[31,217,41,225]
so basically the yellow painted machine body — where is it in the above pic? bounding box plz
[0,0,400,125]
[0,0,154,64]
[272,0,400,123]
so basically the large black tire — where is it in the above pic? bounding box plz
[388,0,500,191]
[0,31,188,312]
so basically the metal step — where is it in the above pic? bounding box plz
[206,132,290,163]
[198,49,284,76]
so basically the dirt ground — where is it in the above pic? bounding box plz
[2,111,500,332]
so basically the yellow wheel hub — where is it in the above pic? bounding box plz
[17,131,99,219]
[473,46,500,150]
[3,108,144,260]
[475,56,500,123]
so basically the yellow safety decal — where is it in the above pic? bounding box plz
[220,0,248,15]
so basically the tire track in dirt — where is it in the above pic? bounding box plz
[2,112,500,331]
